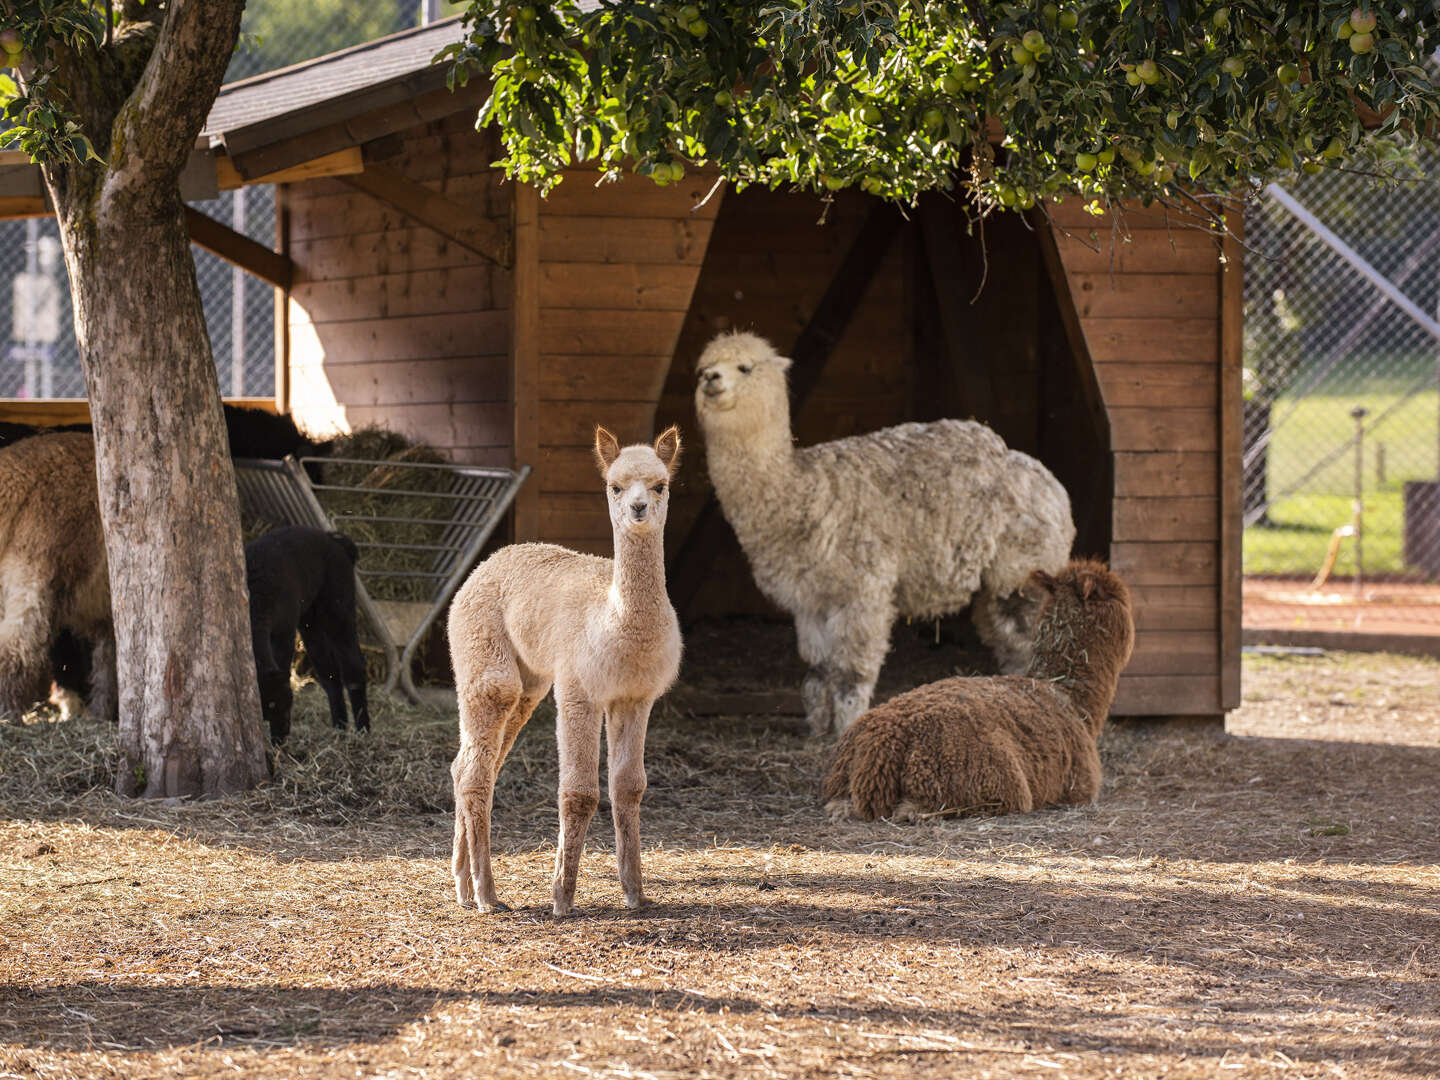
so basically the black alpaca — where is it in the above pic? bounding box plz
[246,526,370,742]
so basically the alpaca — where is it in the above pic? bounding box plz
[0,432,115,722]
[246,525,369,743]
[448,425,683,916]
[0,407,324,722]
[821,559,1134,821]
[694,330,1075,736]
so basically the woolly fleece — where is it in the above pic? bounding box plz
[695,330,1075,734]
[821,559,1134,821]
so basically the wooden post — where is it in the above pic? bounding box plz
[510,182,541,541]
[272,182,291,412]
[1218,210,1245,712]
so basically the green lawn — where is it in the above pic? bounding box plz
[1245,357,1438,578]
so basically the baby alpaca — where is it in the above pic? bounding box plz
[449,426,683,916]
[822,560,1133,821]
[246,525,369,743]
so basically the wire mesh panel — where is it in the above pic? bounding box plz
[0,2,466,403]
[1244,154,1440,637]
[235,455,529,700]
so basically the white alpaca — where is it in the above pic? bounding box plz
[694,331,1075,736]
[448,425,683,916]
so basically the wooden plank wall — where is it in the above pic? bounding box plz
[284,114,512,464]
[1048,202,1229,715]
[529,171,722,551]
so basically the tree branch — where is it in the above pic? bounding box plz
[103,0,243,214]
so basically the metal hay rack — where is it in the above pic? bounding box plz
[234,454,529,702]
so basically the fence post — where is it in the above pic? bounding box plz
[1351,405,1368,594]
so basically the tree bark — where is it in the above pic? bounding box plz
[40,0,267,797]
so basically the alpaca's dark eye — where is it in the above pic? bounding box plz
[738,364,752,374]
[611,484,622,494]
[653,483,665,495]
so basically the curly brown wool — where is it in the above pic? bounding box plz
[821,559,1134,822]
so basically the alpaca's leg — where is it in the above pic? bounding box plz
[0,567,53,716]
[1064,741,1103,805]
[300,629,350,730]
[451,674,524,912]
[824,601,894,735]
[605,700,652,910]
[972,587,1044,674]
[793,611,835,737]
[552,688,602,917]
[87,628,117,726]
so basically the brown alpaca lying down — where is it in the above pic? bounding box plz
[822,559,1134,821]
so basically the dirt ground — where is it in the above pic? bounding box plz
[1244,578,1440,637]
[2,642,1438,1080]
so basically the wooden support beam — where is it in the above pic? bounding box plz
[0,396,276,427]
[0,196,50,220]
[666,201,903,620]
[184,206,294,290]
[1033,208,1115,559]
[215,146,363,191]
[1218,210,1245,712]
[273,184,293,414]
[341,162,512,268]
[917,196,997,423]
[510,182,541,541]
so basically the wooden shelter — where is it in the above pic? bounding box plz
[0,19,1242,719]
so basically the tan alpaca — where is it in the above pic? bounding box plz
[822,560,1134,821]
[448,426,683,916]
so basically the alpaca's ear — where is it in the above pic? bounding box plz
[1080,574,1095,601]
[773,353,793,373]
[1028,569,1056,596]
[594,426,622,475]
[654,425,682,474]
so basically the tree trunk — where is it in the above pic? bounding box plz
[49,189,269,798]
[36,0,266,798]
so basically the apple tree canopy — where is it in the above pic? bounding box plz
[440,1,1440,218]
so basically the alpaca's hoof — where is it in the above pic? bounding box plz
[478,898,511,914]
[551,902,573,918]
[890,800,924,824]
[624,893,649,911]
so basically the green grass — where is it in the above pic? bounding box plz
[1245,360,1438,578]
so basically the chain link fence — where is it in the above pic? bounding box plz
[0,1,464,402]
[1244,153,1440,636]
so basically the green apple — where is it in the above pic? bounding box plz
[1097,147,1116,164]
[1022,30,1046,53]
[1211,7,1230,27]
[1075,151,1098,172]
[922,107,945,133]
[1221,56,1245,76]
[1349,8,1377,33]
[1059,10,1078,31]
[1277,62,1301,85]
[687,18,709,37]
[1349,31,1374,53]
[1012,44,1034,64]
[1136,59,1161,84]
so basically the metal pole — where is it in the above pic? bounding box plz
[22,218,37,398]
[1352,405,1368,595]
[231,187,247,397]
[1268,183,1440,348]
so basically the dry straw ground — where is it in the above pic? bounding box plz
[2,646,1437,1079]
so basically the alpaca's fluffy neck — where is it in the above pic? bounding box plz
[703,393,803,542]
[608,525,669,624]
[1026,624,1127,737]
